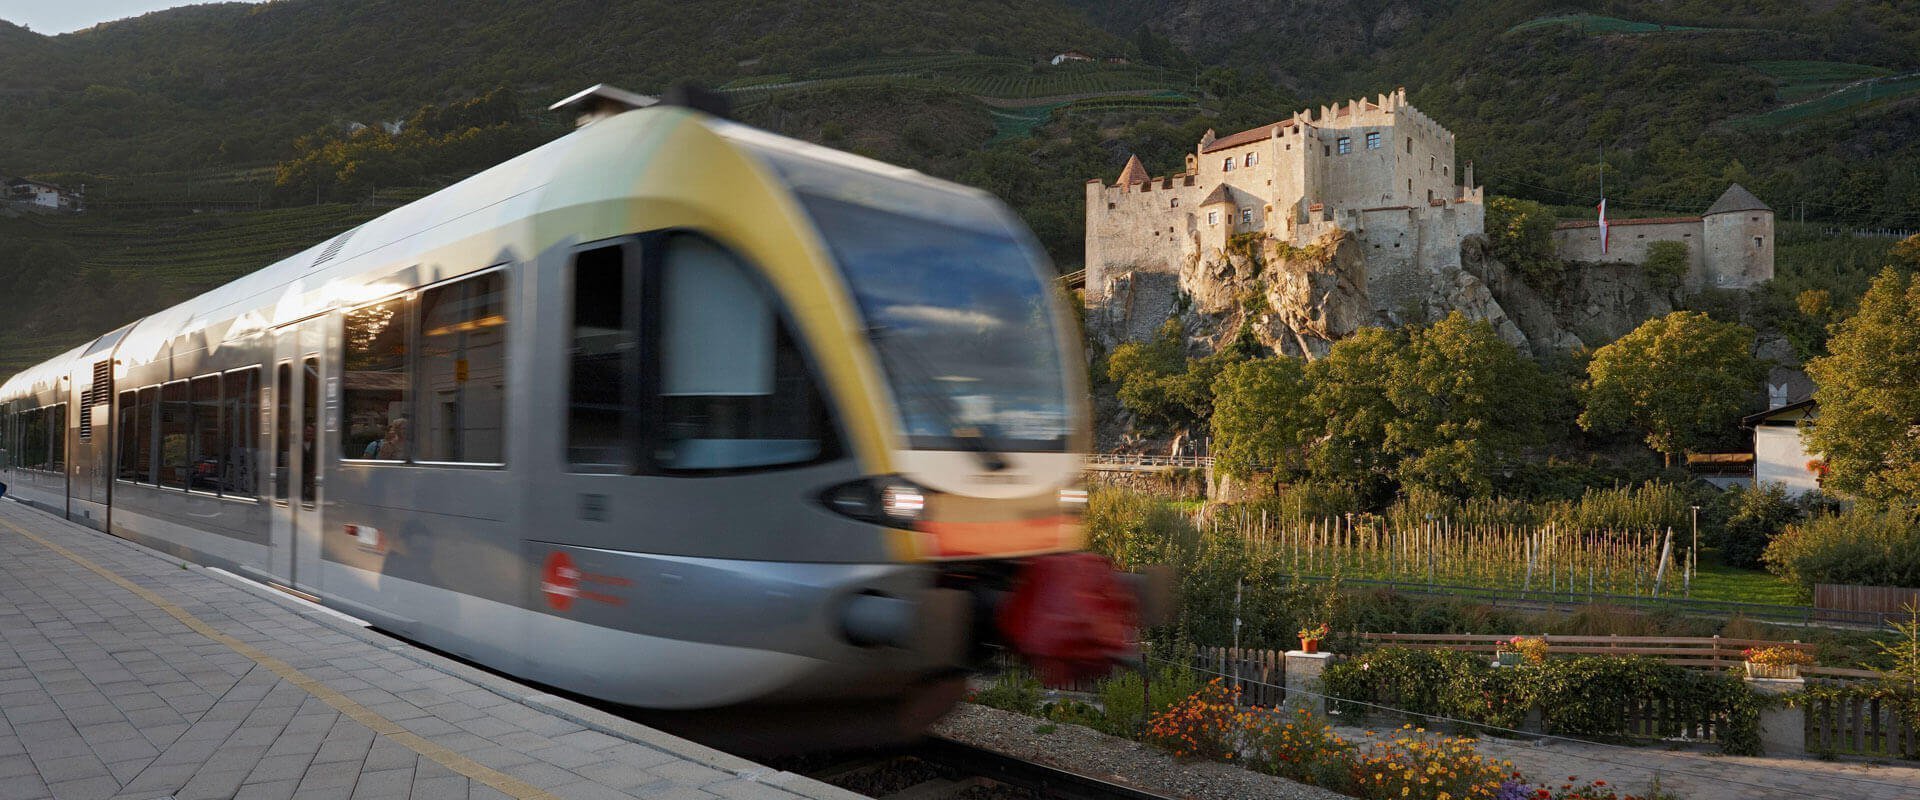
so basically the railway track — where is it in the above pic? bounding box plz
[799,736,1179,800]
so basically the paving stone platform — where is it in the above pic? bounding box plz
[0,498,865,800]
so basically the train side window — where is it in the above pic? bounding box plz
[48,403,66,472]
[223,369,259,498]
[159,383,189,488]
[275,364,290,501]
[136,387,157,483]
[302,357,318,506]
[188,375,222,494]
[116,391,137,481]
[342,296,413,462]
[417,270,507,464]
[652,234,833,471]
[567,244,635,472]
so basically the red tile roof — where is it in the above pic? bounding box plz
[1555,216,1700,230]
[1201,120,1298,153]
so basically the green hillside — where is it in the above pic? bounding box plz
[4,0,1920,379]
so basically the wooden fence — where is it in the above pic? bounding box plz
[1354,632,1878,679]
[1815,584,1920,625]
[1803,680,1920,758]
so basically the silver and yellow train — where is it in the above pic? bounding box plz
[0,87,1146,749]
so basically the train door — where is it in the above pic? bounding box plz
[269,318,327,590]
[66,358,114,529]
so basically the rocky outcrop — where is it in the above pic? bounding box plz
[1089,225,1715,374]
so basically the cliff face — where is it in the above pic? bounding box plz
[1090,229,1683,363]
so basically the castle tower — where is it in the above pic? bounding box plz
[1700,183,1773,288]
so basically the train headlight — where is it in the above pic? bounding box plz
[880,484,926,522]
[820,476,931,527]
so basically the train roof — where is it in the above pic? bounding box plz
[1,105,984,402]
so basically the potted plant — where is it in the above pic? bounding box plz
[1495,637,1524,667]
[1298,623,1330,654]
[1743,646,1814,679]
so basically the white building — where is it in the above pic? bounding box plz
[1744,399,1821,497]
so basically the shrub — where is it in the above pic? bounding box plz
[1096,664,1201,736]
[1240,707,1355,789]
[972,667,1042,716]
[1486,196,1561,284]
[1763,507,1920,591]
[1042,698,1107,729]
[1717,483,1802,569]
[1323,648,1530,730]
[1349,726,1509,800]
[1142,679,1240,759]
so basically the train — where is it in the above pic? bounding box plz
[0,86,1163,751]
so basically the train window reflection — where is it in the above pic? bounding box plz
[275,363,290,501]
[223,369,258,498]
[343,296,412,462]
[417,271,506,464]
[188,376,221,494]
[567,245,633,471]
[655,235,831,471]
[160,383,189,488]
[117,391,143,482]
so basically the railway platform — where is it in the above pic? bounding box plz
[0,498,864,800]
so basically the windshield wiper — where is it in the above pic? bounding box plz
[865,326,1009,472]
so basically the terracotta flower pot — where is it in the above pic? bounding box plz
[1299,638,1320,654]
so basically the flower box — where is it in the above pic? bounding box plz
[1494,651,1523,667]
[1745,661,1800,680]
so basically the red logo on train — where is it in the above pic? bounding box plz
[541,551,580,611]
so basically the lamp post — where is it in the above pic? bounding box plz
[1687,505,1701,598]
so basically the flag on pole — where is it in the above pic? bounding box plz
[1597,198,1609,255]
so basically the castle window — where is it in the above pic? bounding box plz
[1751,216,1759,222]
[1755,236,1763,248]
[1222,157,1234,171]
[1323,145,1330,156]
[1107,202,1115,209]
[1337,137,1352,154]
[1406,138,1412,153]
[1246,153,1258,167]
[1430,156,1436,171]
[1240,208,1252,224]
[1170,197,1178,208]
[1207,211,1220,225]
[1407,179,1412,193]
[1365,132,1381,149]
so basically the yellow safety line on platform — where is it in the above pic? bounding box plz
[0,515,564,800]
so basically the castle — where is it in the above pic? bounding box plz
[1551,184,1773,291]
[1082,88,1774,354]
[1084,88,1484,322]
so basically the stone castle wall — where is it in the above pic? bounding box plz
[1703,210,1774,288]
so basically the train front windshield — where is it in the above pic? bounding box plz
[799,193,1071,452]
[737,133,1072,454]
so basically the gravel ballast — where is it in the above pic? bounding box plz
[931,703,1352,800]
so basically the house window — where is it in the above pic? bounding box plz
[1246,153,1258,167]
[1208,211,1220,225]
[1222,157,1234,171]
[1336,137,1352,154]
[1365,132,1381,149]
[1240,208,1253,224]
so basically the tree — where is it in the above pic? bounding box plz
[1384,313,1549,497]
[1210,357,1312,479]
[1484,196,1559,283]
[1579,311,1762,466]
[1805,267,1920,504]
[1643,240,1689,290]
[1107,321,1254,433]
[1304,327,1403,492]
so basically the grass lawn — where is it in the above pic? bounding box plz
[1684,552,1805,607]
